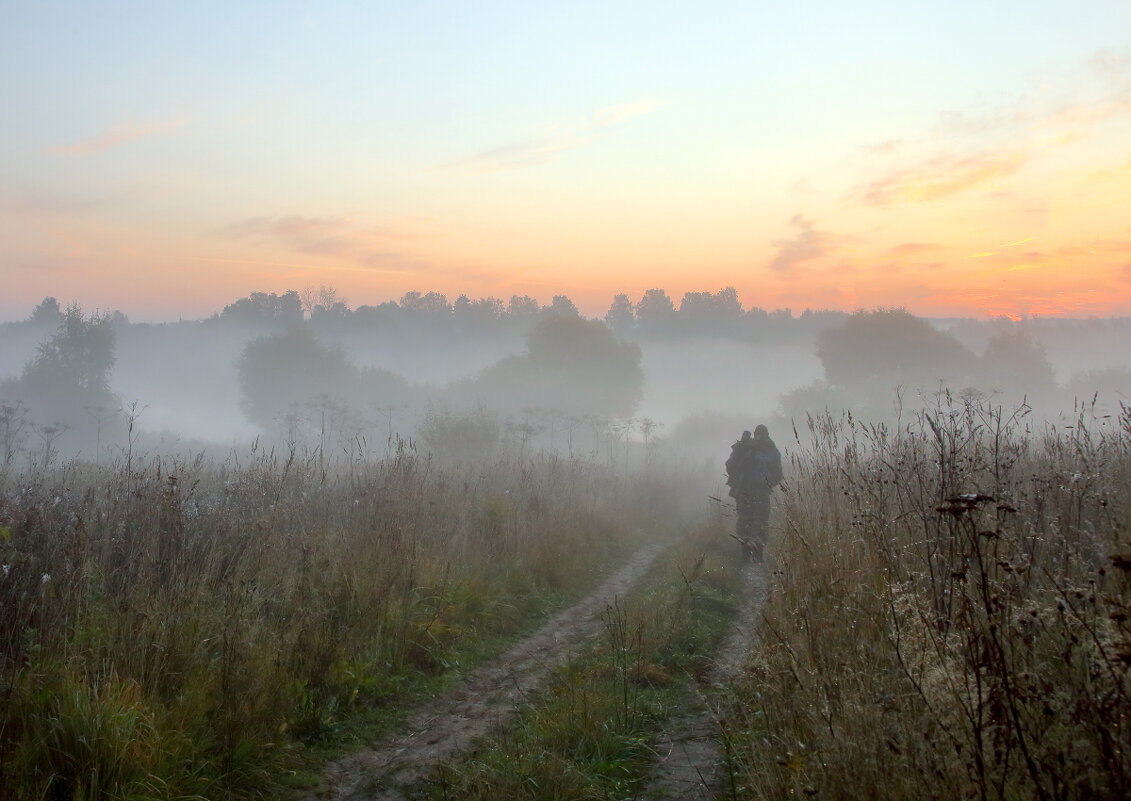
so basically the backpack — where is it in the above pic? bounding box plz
[744,448,781,490]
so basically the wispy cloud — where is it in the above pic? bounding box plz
[49,114,186,157]
[768,214,837,273]
[1089,47,1131,82]
[444,138,570,173]
[220,213,440,274]
[854,148,1029,205]
[1041,98,1131,132]
[223,215,353,256]
[442,99,664,174]
[852,49,1131,210]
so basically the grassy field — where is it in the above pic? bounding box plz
[409,515,745,801]
[6,395,1126,801]
[728,396,1131,800]
[0,443,706,800]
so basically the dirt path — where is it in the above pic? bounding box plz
[305,543,663,801]
[642,561,767,800]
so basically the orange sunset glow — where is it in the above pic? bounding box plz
[2,2,1130,321]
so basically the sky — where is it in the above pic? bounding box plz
[2,0,1130,322]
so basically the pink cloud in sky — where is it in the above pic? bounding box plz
[855,148,1029,205]
[767,215,840,273]
[49,114,186,157]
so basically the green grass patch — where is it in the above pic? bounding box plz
[408,515,746,801]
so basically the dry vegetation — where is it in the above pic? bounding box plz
[414,516,744,801]
[6,375,1130,801]
[0,444,701,800]
[729,395,1131,800]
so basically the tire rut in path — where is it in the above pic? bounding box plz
[642,561,767,800]
[307,543,663,801]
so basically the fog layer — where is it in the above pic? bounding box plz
[2,292,1129,469]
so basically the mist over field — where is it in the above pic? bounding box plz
[6,3,1131,797]
[2,289,1129,469]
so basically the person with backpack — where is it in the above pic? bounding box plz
[725,425,782,562]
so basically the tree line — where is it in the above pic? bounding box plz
[3,291,1127,466]
[205,286,844,340]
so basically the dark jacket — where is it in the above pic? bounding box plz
[726,429,782,497]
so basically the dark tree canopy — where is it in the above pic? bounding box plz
[475,316,644,418]
[507,295,540,319]
[604,293,635,333]
[634,288,677,335]
[543,295,580,318]
[454,295,504,328]
[817,308,976,393]
[236,323,409,430]
[400,290,452,316]
[678,287,744,334]
[29,296,62,326]
[237,325,357,426]
[2,304,120,440]
[219,291,303,326]
[979,329,1057,395]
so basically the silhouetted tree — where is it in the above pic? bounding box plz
[817,308,976,398]
[980,329,1056,396]
[507,295,540,321]
[219,291,303,326]
[604,293,635,333]
[2,304,119,445]
[352,301,399,329]
[678,287,744,335]
[300,284,346,318]
[454,295,505,332]
[474,317,644,418]
[29,297,62,326]
[634,289,677,336]
[310,300,349,322]
[542,295,580,318]
[237,324,357,427]
[237,322,411,436]
[400,290,451,317]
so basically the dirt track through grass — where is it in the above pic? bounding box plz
[642,560,767,800]
[306,543,664,801]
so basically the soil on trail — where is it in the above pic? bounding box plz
[642,561,767,801]
[306,543,663,801]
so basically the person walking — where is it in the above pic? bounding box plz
[725,425,782,562]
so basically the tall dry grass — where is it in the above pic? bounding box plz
[729,395,1131,800]
[0,443,699,800]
